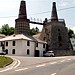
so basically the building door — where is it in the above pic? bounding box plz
[6,49,8,54]
[35,50,40,57]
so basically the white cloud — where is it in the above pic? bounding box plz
[59,0,68,7]
[60,2,67,7]
[72,0,75,5]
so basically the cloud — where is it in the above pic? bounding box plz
[72,0,75,4]
[59,0,68,7]
[60,2,67,7]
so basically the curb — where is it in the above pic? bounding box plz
[0,56,20,72]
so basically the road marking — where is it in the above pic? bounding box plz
[36,64,46,67]
[54,57,65,59]
[51,73,56,75]
[0,59,21,73]
[60,60,65,62]
[50,62,57,64]
[0,68,12,72]
[15,68,28,72]
[14,60,21,69]
[73,58,75,59]
[67,59,71,61]
[10,58,18,68]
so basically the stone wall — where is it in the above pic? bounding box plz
[39,21,73,56]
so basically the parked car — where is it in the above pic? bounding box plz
[43,51,55,57]
[0,52,6,55]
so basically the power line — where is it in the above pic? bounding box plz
[0,16,17,18]
[30,6,75,15]
[0,6,75,18]
[58,6,75,11]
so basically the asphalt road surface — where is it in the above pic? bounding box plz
[0,56,75,75]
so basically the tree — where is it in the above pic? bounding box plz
[29,27,39,35]
[0,24,14,36]
[68,29,74,38]
[8,27,15,35]
[35,27,39,33]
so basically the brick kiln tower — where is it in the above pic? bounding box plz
[39,2,73,56]
[15,0,30,35]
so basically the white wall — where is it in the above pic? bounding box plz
[5,40,23,55]
[0,47,2,53]
[36,43,46,57]
[4,39,36,56]
[22,40,35,56]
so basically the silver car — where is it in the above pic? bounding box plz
[43,51,55,57]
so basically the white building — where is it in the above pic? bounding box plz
[0,34,47,57]
[0,1,47,57]
[70,38,75,50]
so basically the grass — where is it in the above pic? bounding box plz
[0,56,13,68]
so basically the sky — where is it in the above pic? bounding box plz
[0,0,75,32]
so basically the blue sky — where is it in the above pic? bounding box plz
[0,0,75,32]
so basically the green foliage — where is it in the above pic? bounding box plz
[8,27,15,35]
[0,56,13,68]
[29,27,39,35]
[0,24,39,36]
[0,24,14,36]
[68,29,74,38]
[72,34,75,38]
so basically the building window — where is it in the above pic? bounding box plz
[6,49,8,54]
[27,41,30,46]
[12,49,15,54]
[6,42,8,46]
[58,36,62,41]
[59,43,62,47]
[43,51,45,54]
[43,44,45,48]
[12,41,15,46]
[27,49,30,55]
[43,37,46,41]
[58,29,60,31]
[36,42,38,47]
[1,42,3,46]
[59,33,60,35]
[72,41,74,43]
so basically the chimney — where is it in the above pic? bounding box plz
[51,2,58,21]
[18,0,27,19]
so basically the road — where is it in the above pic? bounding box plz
[0,56,75,75]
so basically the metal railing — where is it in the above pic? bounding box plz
[45,19,65,23]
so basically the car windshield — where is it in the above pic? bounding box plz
[47,51,53,53]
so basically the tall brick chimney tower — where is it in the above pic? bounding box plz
[15,0,30,35]
[51,2,58,21]
[39,2,73,56]
[18,0,27,19]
